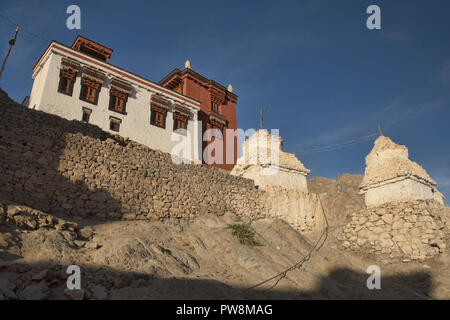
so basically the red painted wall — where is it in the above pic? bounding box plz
[181,76,237,171]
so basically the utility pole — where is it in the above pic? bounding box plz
[0,27,19,82]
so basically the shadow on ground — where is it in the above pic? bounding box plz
[0,261,433,300]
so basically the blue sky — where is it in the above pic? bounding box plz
[0,0,449,203]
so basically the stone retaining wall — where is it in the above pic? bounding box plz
[339,200,449,262]
[0,89,266,222]
[0,88,331,233]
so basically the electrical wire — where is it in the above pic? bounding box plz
[295,133,378,156]
[0,13,51,43]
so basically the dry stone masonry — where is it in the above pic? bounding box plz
[0,90,324,233]
[0,88,266,222]
[339,200,449,262]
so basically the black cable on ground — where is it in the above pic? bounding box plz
[223,194,329,300]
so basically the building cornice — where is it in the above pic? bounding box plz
[160,68,238,100]
[32,41,201,110]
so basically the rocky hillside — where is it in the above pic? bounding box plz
[0,88,449,300]
[1,199,449,300]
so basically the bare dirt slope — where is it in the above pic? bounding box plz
[1,183,449,300]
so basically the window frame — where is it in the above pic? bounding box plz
[108,90,128,115]
[81,107,92,123]
[57,70,76,96]
[109,116,122,132]
[79,79,101,105]
[173,112,189,132]
[150,105,168,129]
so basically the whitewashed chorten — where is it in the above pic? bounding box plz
[360,135,444,207]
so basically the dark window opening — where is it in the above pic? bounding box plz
[82,108,91,123]
[150,106,167,129]
[108,90,128,114]
[173,113,188,132]
[211,102,220,114]
[80,79,101,105]
[58,70,76,96]
[109,117,121,132]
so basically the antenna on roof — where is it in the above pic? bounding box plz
[260,108,270,130]
[378,124,383,136]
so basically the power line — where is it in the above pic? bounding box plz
[0,13,51,43]
[295,133,378,156]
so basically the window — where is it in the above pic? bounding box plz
[86,87,95,102]
[151,110,166,127]
[108,89,128,114]
[150,105,167,128]
[58,59,80,96]
[58,70,76,96]
[173,109,189,132]
[80,79,101,105]
[109,117,121,132]
[81,107,92,123]
[109,79,131,114]
[79,68,104,105]
[150,95,170,129]
[174,118,187,130]
[211,102,220,114]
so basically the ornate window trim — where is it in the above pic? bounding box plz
[150,95,169,129]
[209,114,227,141]
[173,104,190,132]
[79,67,105,105]
[58,58,80,96]
[108,78,132,115]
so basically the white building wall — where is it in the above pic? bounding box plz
[364,178,444,207]
[29,51,201,162]
[28,53,52,110]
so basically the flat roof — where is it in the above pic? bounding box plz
[160,68,238,100]
[33,40,201,107]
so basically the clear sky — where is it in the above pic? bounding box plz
[0,0,449,203]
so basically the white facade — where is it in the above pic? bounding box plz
[362,176,444,207]
[28,42,202,163]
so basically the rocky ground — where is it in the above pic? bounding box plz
[1,176,448,300]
